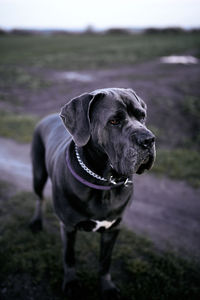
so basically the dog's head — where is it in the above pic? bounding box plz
[60,88,156,176]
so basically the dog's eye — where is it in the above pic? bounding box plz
[109,119,120,126]
[139,116,145,123]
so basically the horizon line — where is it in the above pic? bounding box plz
[1,25,200,32]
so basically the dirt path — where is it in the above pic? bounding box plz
[0,137,199,259]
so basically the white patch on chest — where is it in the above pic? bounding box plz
[92,219,116,232]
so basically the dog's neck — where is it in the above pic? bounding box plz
[79,140,111,179]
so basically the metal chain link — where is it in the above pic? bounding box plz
[75,144,108,182]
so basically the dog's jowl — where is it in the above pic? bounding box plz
[30,88,156,299]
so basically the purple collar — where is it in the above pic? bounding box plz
[65,145,129,190]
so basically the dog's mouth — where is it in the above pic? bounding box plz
[135,152,155,174]
[107,143,156,179]
[110,152,155,179]
[124,147,156,176]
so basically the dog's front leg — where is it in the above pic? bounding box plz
[99,229,120,300]
[60,222,80,298]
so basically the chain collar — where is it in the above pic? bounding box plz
[74,144,132,187]
[75,144,108,181]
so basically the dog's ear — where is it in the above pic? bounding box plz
[60,93,95,147]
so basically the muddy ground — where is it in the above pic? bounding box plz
[0,58,200,260]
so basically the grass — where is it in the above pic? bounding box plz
[153,149,200,187]
[148,95,200,187]
[0,92,21,105]
[181,96,200,146]
[0,186,200,300]
[0,65,52,91]
[0,111,39,143]
[0,33,200,69]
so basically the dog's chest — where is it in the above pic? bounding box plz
[87,187,132,220]
[76,218,119,232]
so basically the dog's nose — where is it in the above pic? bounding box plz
[136,132,155,148]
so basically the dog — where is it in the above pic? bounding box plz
[30,88,156,299]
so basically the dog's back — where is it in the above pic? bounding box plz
[31,114,71,199]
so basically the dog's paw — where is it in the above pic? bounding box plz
[62,279,83,300]
[101,286,121,300]
[29,218,43,233]
[100,274,121,300]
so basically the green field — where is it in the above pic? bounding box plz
[0,32,200,69]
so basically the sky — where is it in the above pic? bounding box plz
[0,0,200,30]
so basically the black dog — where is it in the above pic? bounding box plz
[30,88,155,299]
